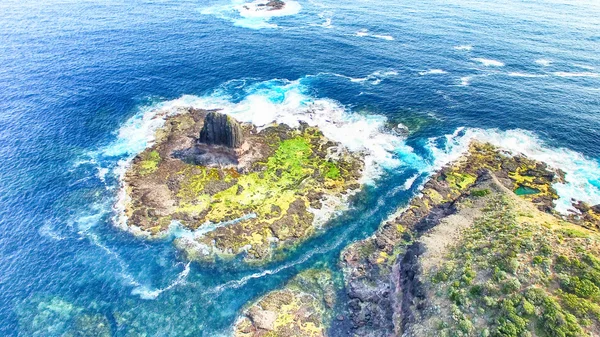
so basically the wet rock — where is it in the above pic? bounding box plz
[199,112,244,148]
[266,0,285,10]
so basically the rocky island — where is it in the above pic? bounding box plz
[119,109,364,263]
[242,0,287,12]
[234,141,600,336]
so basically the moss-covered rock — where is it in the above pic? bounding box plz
[234,269,336,337]
[120,108,364,263]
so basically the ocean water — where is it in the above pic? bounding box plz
[1,0,599,335]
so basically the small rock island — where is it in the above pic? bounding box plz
[120,109,364,263]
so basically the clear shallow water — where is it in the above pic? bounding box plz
[1,0,599,335]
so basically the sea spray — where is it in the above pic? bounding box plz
[426,127,600,214]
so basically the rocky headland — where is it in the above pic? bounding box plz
[339,141,600,337]
[119,109,364,263]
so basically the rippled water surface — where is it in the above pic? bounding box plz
[1,0,599,335]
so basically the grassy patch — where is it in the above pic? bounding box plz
[430,195,600,336]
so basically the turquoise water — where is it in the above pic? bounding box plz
[514,186,541,196]
[1,0,600,335]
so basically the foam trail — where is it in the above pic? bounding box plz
[472,58,505,67]
[507,72,548,78]
[310,11,333,28]
[454,45,473,51]
[426,128,600,214]
[307,70,399,86]
[38,222,66,241]
[344,70,399,85]
[535,59,552,66]
[132,263,191,300]
[419,69,447,76]
[459,76,472,86]
[355,29,394,41]
[86,231,141,287]
[402,174,419,190]
[553,72,599,78]
[572,64,595,71]
[168,214,258,239]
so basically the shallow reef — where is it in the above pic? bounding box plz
[16,296,111,337]
[121,108,364,263]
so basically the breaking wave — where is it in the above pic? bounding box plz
[426,127,600,214]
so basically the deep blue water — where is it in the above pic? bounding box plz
[1,0,599,335]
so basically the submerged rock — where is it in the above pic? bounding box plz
[199,111,244,148]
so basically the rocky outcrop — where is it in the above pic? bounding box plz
[257,0,285,10]
[199,111,244,148]
[234,269,336,337]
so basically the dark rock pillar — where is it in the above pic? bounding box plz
[199,112,244,148]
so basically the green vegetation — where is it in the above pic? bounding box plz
[471,189,491,197]
[430,195,600,337]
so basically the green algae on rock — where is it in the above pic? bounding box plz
[119,108,364,263]
[338,141,599,336]
[234,269,337,337]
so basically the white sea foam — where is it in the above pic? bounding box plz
[201,0,301,30]
[132,263,191,300]
[507,72,548,78]
[355,29,394,41]
[459,76,472,86]
[454,45,473,51]
[310,11,333,29]
[402,173,419,190]
[419,69,448,76]
[535,59,552,67]
[426,127,600,214]
[472,58,505,67]
[346,69,399,85]
[572,64,595,71]
[39,222,66,241]
[553,71,599,78]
